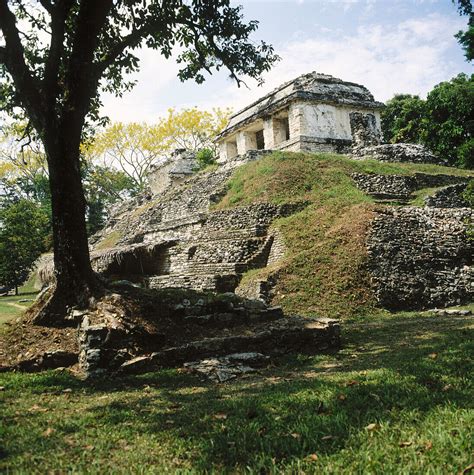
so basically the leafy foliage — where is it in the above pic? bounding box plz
[158,107,230,154]
[381,94,425,144]
[453,0,473,61]
[423,74,474,167]
[0,1,278,135]
[195,148,217,169]
[0,199,49,292]
[381,74,474,168]
[0,128,136,237]
[81,164,137,234]
[86,108,230,189]
[83,122,165,191]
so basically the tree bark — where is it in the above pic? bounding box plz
[33,124,101,325]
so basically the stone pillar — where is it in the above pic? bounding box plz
[273,118,288,145]
[219,141,238,162]
[237,131,257,155]
[263,118,275,149]
[289,103,304,138]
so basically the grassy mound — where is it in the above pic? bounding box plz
[215,152,473,318]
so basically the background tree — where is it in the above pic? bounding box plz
[1,127,135,236]
[0,199,50,294]
[423,73,474,168]
[381,74,473,168]
[88,107,231,190]
[81,163,136,234]
[158,107,231,154]
[453,0,473,61]
[0,1,277,325]
[381,94,426,144]
[84,122,164,192]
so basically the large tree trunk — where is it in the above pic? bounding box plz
[33,125,101,325]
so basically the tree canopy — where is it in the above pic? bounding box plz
[0,199,49,294]
[453,0,473,61]
[381,74,474,168]
[0,0,278,324]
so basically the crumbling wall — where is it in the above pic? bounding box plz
[367,207,473,310]
[350,112,382,147]
[351,173,469,202]
[147,149,197,196]
[352,143,445,165]
[425,184,469,208]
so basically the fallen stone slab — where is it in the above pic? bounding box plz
[429,308,472,317]
[9,350,78,372]
[183,352,270,383]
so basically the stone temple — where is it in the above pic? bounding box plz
[216,72,384,162]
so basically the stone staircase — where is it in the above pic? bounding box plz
[91,160,302,294]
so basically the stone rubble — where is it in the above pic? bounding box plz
[352,143,446,166]
[183,352,269,383]
[429,308,472,316]
[351,173,469,202]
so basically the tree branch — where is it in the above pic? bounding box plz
[0,0,44,131]
[39,0,54,15]
[95,23,155,76]
[61,0,114,127]
[43,0,74,121]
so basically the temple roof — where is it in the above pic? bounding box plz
[217,72,384,140]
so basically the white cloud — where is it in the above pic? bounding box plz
[101,48,180,122]
[218,12,468,109]
[100,12,469,122]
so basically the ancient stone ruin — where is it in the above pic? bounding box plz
[30,71,472,378]
[216,72,384,161]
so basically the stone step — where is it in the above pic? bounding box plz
[195,227,270,241]
[119,317,341,374]
[182,306,283,326]
[147,273,240,293]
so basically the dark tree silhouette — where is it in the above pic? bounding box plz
[0,0,278,324]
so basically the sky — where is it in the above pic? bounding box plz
[93,1,471,122]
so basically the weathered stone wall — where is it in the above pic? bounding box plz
[425,184,469,208]
[352,172,469,202]
[147,150,197,196]
[88,159,300,295]
[350,112,382,147]
[352,143,445,166]
[367,207,473,310]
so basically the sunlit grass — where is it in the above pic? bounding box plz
[1,311,472,473]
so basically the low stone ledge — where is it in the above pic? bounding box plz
[352,143,445,165]
[117,317,340,374]
[0,350,78,373]
[351,173,470,203]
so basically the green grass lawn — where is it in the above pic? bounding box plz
[1,310,472,473]
[0,282,37,326]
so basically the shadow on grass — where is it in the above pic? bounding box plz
[1,314,472,470]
